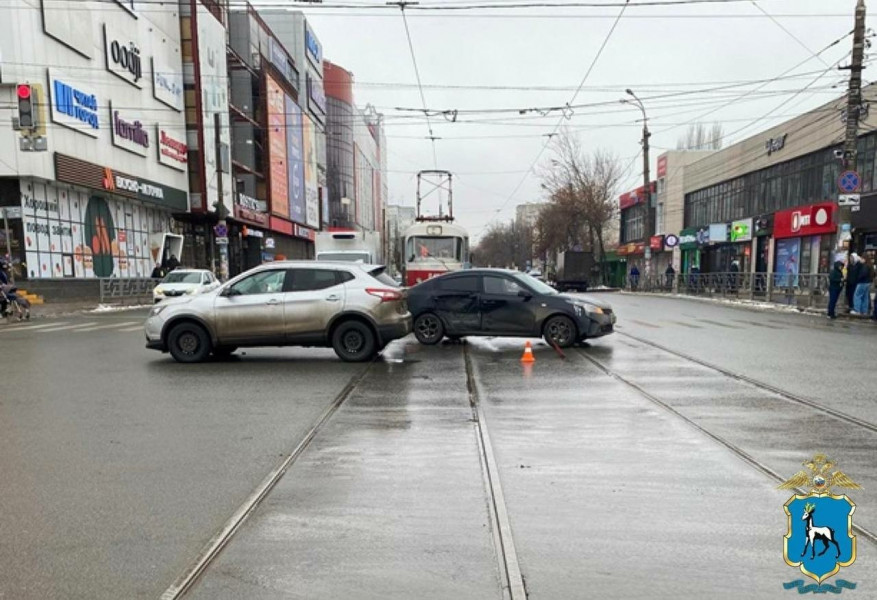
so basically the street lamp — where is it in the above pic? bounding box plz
[621,89,653,280]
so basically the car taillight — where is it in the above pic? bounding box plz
[366,288,403,302]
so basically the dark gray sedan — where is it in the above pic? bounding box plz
[407,269,615,347]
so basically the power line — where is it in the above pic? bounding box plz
[474,0,631,237]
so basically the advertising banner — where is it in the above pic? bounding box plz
[709,223,729,244]
[731,217,753,242]
[285,95,306,224]
[266,75,289,218]
[303,115,320,228]
[774,203,836,239]
[774,238,801,288]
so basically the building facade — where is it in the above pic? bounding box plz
[0,0,189,282]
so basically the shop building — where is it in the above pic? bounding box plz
[227,4,316,271]
[682,83,877,277]
[617,182,655,274]
[258,10,328,230]
[0,0,188,284]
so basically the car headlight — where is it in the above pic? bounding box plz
[154,287,165,295]
[587,305,604,315]
[185,288,198,295]
[572,302,603,316]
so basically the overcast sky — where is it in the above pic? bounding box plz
[298,0,872,242]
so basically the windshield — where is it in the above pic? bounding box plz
[407,237,461,262]
[318,252,371,263]
[512,272,558,295]
[162,272,203,284]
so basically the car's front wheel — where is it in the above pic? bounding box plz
[413,313,444,345]
[332,321,377,362]
[543,315,577,348]
[167,322,213,363]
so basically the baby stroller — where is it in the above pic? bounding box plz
[1,284,30,321]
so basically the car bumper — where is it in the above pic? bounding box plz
[144,314,166,351]
[581,312,615,339]
[377,315,413,344]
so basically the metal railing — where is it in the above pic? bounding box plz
[99,278,160,305]
[624,272,832,308]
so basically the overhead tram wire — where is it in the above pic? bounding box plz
[390,0,439,168]
[473,0,631,238]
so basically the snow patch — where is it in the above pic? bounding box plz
[89,304,152,313]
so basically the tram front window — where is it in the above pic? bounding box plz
[408,237,460,262]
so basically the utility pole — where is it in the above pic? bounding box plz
[623,89,652,280]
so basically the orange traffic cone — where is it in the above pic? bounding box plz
[521,341,535,363]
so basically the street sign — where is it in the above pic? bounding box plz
[2,206,22,219]
[215,236,229,245]
[838,171,861,194]
[213,224,228,237]
[838,194,861,207]
[664,234,680,248]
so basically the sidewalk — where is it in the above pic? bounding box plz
[624,290,877,322]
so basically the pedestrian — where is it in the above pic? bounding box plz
[629,265,640,291]
[729,259,740,291]
[166,254,180,272]
[151,263,165,279]
[665,264,675,289]
[853,254,873,315]
[845,254,859,313]
[828,260,844,319]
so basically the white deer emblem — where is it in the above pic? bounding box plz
[801,503,841,560]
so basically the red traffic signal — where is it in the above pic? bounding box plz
[17,84,35,129]
[17,84,31,100]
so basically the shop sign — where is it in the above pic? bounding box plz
[619,182,655,211]
[774,203,836,240]
[235,205,269,226]
[54,153,187,211]
[709,223,728,244]
[265,237,276,249]
[215,237,229,245]
[294,224,315,242]
[307,73,326,116]
[152,58,184,111]
[649,235,664,251]
[617,242,645,256]
[49,71,100,137]
[304,22,322,68]
[104,25,143,88]
[267,37,297,89]
[754,214,773,237]
[765,133,788,156]
[157,127,187,170]
[657,155,667,179]
[664,233,680,249]
[111,103,150,157]
[244,228,264,238]
[679,228,698,250]
[237,193,267,213]
[730,218,752,242]
[697,227,710,246]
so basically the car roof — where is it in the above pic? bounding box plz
[256,260,384,271]
[441,268,520,276]
[168,269,211,274]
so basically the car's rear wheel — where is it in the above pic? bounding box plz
[168,322,212,363]
[332,321,377,362]
[414,313,444,345]
[543,315,577,348]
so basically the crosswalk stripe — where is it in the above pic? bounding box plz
[72,321,140,332]
[39,322,98,332]
[0,321,69,332]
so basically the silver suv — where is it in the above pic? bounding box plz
[144,261,411,363]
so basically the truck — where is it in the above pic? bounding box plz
[315,230,383,265]
[554,250,596,292]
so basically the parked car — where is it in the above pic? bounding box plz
[407,268,615,347]
[144,262,412,363]
[153,269,220,303]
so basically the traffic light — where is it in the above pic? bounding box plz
[17,84,35,129]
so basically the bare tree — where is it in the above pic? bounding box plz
[473,220,533,269]
[676,122,724,150]
[539,130,624,283]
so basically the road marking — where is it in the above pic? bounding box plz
[666,320,703,329]
[0,321,69,332]
[464,346,527,600]
[630,319,660,329]
[72,321,140,332]
[38,322,98,332]
[118,325,145,332]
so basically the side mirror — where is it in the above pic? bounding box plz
[517,289,532,300]
[220,287,239,297]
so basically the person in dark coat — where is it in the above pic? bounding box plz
[665,264,676,289]
[828,260,845,319]
[166,254,180,272]
[629,265,640,291]
[845,254,860,313]
[151,263,165,279]
[729,259,740,291]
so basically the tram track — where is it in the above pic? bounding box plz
[573,344,877,548]
[159,363,374,600]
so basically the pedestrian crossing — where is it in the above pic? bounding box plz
[1,320,144,335]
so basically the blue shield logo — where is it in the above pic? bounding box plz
[783,494,856,583]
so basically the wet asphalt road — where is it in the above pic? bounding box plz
[1,296,875,599]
